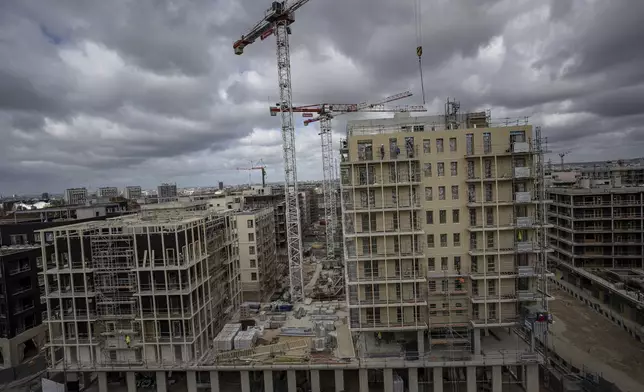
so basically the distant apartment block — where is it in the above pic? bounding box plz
[580,163,644,185]
[124,186,142,200]
[235,207,278,301]
[547,185,644,341]
[64,188,88,206]
[41,209,241,370]
[340,112,551,349]
[218,181,224,191]
[157,183,178,202]
[97,187,119,198]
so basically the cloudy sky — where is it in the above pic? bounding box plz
[2,0,644,194]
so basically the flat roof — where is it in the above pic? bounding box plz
[0,244,41,257]
[547,186,644,195]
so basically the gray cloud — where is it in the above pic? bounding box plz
[1,0,644,194]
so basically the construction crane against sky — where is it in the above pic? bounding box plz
[234,0,312,302]
[236,160,267,188]
[559,150,571,170]
[269,92,427,260]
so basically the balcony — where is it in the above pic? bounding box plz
[342,173,423,188]
[342,199,422,212]
[346,248,424,260]
[8,264,31,276]
[465,141,532,158]
[345,222,424,236]
[342,145,420,164]
[513,167,532,179]
[465,171,513,182]
[350,318,427,331]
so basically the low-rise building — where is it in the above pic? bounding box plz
[97,187,119,198]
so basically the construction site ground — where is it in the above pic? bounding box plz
[547,285,644,392]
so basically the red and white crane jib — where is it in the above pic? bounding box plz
[233,0,312,55]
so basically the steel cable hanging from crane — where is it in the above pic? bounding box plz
[414,0,426,105]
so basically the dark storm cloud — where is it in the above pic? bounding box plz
[1,0,644,193]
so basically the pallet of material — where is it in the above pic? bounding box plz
[213,323,243,352]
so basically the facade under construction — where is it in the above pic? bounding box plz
[41,209,240,370]
[339,110,552,353]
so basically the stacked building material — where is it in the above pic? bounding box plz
[213,323,242,352]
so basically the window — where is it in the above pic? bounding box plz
[249,246,256,255]
[485,183,493,202]
[424,187,433,201]
[439,210,446,224]
[440,234,448,247]
[451,185,459,200]
[34,233,41,243]
[450,162,458,176]
[251,272,257,281]
[438,186,446,200]
[437,162,445,176]
[453,233,461,246]
[452,209,460,223]
[454,256,461,272]
[429,281,436,292]
[250,259,257,268]
[248,233,254,242]
[486,232,495,248]
[483,132,492,153]
[247,219,254,228]
[437,138,444,153]
[427,234,435,248]
[428,258,435,271]
[423,163,432,177]
[449,137,457,152]
[426,211,434,224]
[466,133,474,155]
[441,257,448,270]
[423,139,431,153]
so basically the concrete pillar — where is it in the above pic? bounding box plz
[417,330,425,356]
[126,372,136,392]
[433,368,443,392]
[383,368,393,392]
[156,371,167,392]
[210,371,220,392]
[310,370,321,392]
[492,366,502,392]
[359,369,369,392]
[408,368,419,392]
[526,364,539,392]
[98,372,108,392]
[240,370,251,392]
[473,328,481,355]
[264,370,274,392]
[334,369,344,391]
[287,370,297,392]
[466,366,476,392]
[187,371,197,392]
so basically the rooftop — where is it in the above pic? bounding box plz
[0,244,41,257]
[547,186,644,195]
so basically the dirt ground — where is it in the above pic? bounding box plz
[548,285,644,392]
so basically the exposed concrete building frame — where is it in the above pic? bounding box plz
[41,210,240,370]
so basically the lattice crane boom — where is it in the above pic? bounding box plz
[234,0,311,302]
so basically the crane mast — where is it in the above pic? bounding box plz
[234,0,312,302]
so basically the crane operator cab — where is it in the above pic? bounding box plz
[266,2,285,22]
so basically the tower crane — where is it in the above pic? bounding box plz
[233,0,312,302]
[236,161,268,188]
[269,93,427,261]
[559,150,571,170]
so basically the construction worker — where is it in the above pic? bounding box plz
[380,144,385,159]
[125,335,131,348]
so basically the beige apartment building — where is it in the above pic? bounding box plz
[340,112,552,349]
[235,207,278,301]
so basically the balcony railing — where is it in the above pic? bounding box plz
[343,173,423,187]
[8,265,31,276]
[343,199,422,211]
[347,145,421,163]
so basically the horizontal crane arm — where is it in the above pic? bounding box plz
[233,0,312,55]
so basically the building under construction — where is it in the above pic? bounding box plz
[41,209,240,373]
